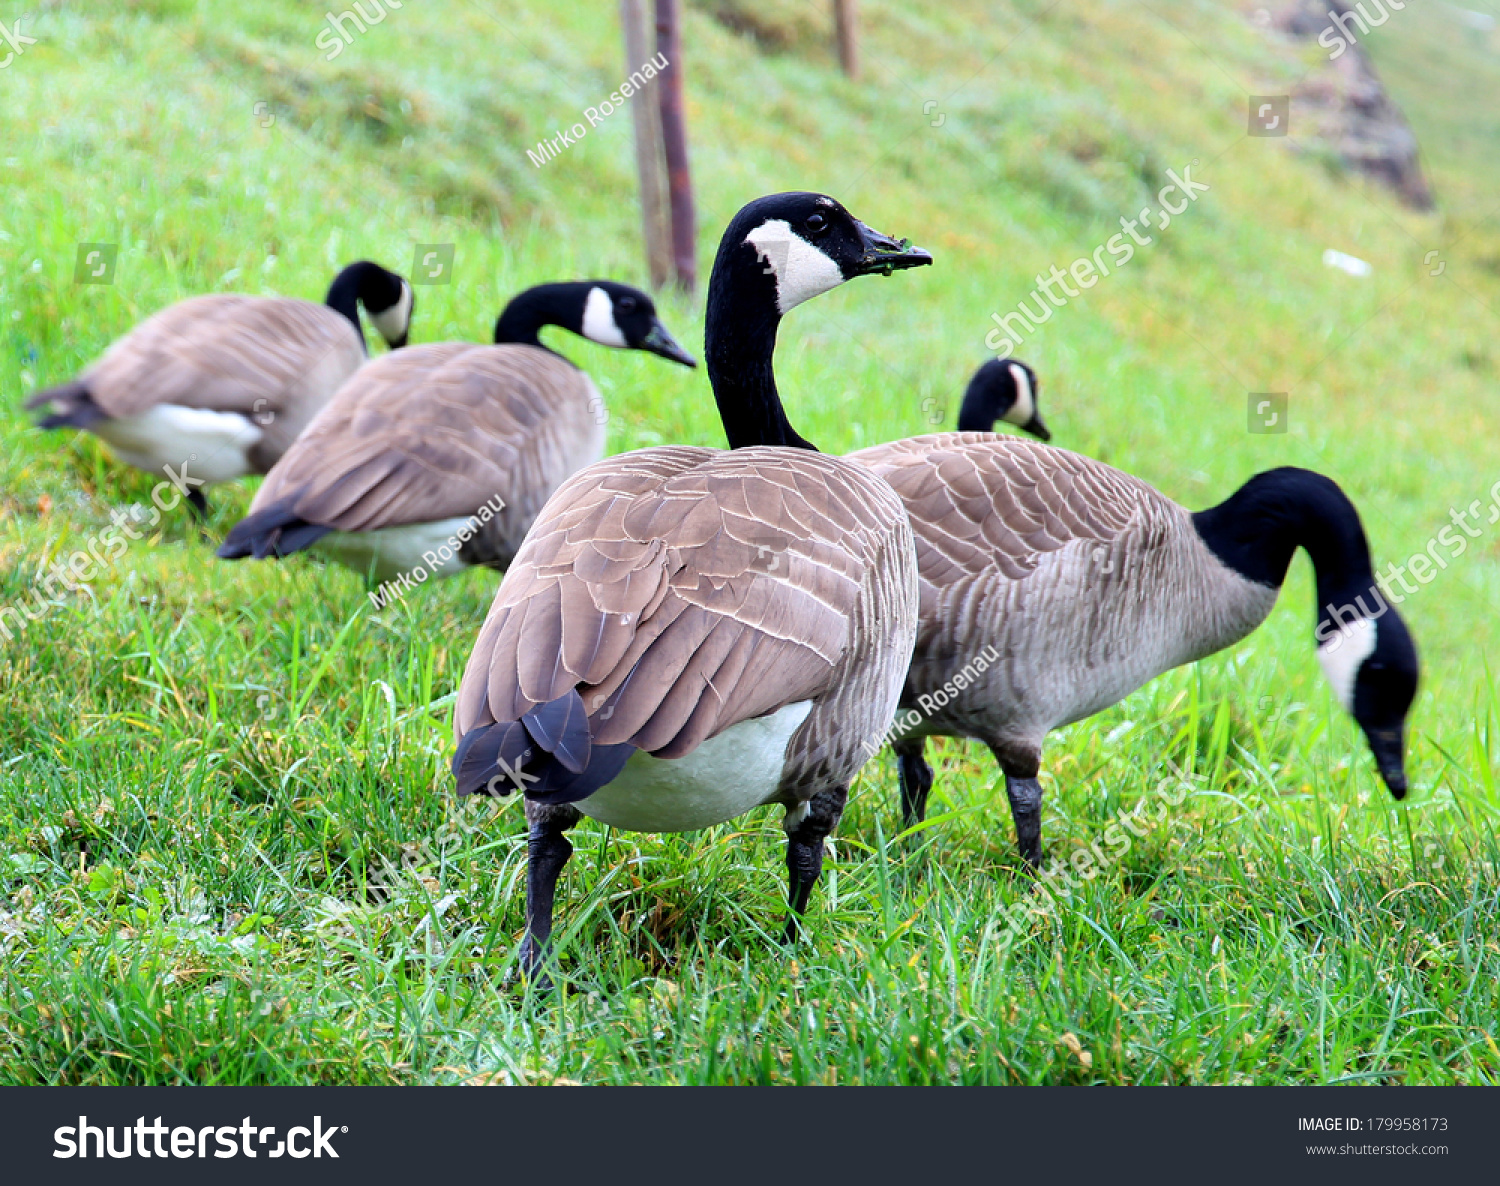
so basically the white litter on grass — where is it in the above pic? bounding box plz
[1323,249,1372,277]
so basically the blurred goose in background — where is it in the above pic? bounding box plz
[450,192,931,978]
[216,281,695,584]
[954,358,1049,440]
[25,260,413,516]
[846,435,1420,867]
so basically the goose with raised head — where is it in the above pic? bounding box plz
[450,193,932,977]
[26,260,413,516]
[846,434,1420,866]
[216,281,695,584]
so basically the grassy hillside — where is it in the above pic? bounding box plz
[1,0,1497,1084]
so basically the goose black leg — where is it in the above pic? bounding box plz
[782,786,847,942]
[1003,773,1044,869]
[187,487,209,520]
[894,737,933,829]
[988,745,1045,868]
[519,799,580,986]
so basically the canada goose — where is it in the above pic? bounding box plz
[215,282,695,585]
[450,193,932,976]
[955,358,1050,441]
[845,435,1420,867]
[25,260,412,516]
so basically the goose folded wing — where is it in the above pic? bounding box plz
[85,296,359,417]
[246,345,585,533]
[455,447,887,788]
[851,434,1148,584]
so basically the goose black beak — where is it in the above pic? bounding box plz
[1365,726,1407,800]
[850,220,934,278]
[641,319,697,368]
[1021,412,1051,442]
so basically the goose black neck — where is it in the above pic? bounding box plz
[956,372,1009,433]
[704,240,817,451]
[492,283,585,363]
[1192,467,1379,621]
[324,261,380,353]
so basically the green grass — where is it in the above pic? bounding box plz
[1,0,1498,1084]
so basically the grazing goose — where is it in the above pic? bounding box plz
[215,281,695,585]
[25,260,412,515]
[955,358,1050,441]
[450,193,932,976]
[845,434,1420,866]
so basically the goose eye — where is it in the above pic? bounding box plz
[805,213,827,234]
[617,296,638,314]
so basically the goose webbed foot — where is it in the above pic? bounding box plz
[894,738,933,830]
[518,800,580,990]
[187,487,209,520]
[781,787,847,943]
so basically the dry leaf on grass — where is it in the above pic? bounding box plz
[1059,1031,1094,1069]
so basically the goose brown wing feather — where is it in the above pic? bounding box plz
[246,343,603,539]
[85,295,364,418]
[848,433,1147,586]
[455,446,909,763]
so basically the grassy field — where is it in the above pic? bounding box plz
[1,0,1497,1084]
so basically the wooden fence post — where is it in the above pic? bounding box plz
[834,0,859,79]
[621,0,670,289]
[654,0,697,294]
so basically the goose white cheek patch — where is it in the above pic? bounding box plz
[1316,616,1378,712]
[1004,362,1035,427]
[582,285,629,347]
[745,219,845,314]
[370,282,413,343]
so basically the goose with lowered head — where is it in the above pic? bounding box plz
[216,281,694,584]
[450,192,932,978]
[847,434,1420,868]
[954,358,1050,441]
[26,260,413,516]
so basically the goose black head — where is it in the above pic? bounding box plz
[493,281,694,367]
[1316,603,1420,799]
[1192,467,1422,802]
[577,281,696,367]
[715,192,933,318]
[956,359,1049,440]
[325,260,413,350]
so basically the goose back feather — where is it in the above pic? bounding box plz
[453,443,918,819]
[225,343,606,575]
[852,433,1278,753]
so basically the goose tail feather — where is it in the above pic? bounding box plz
[217,500,332,561]
[26,381,108,430]
[452,688,635,803]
